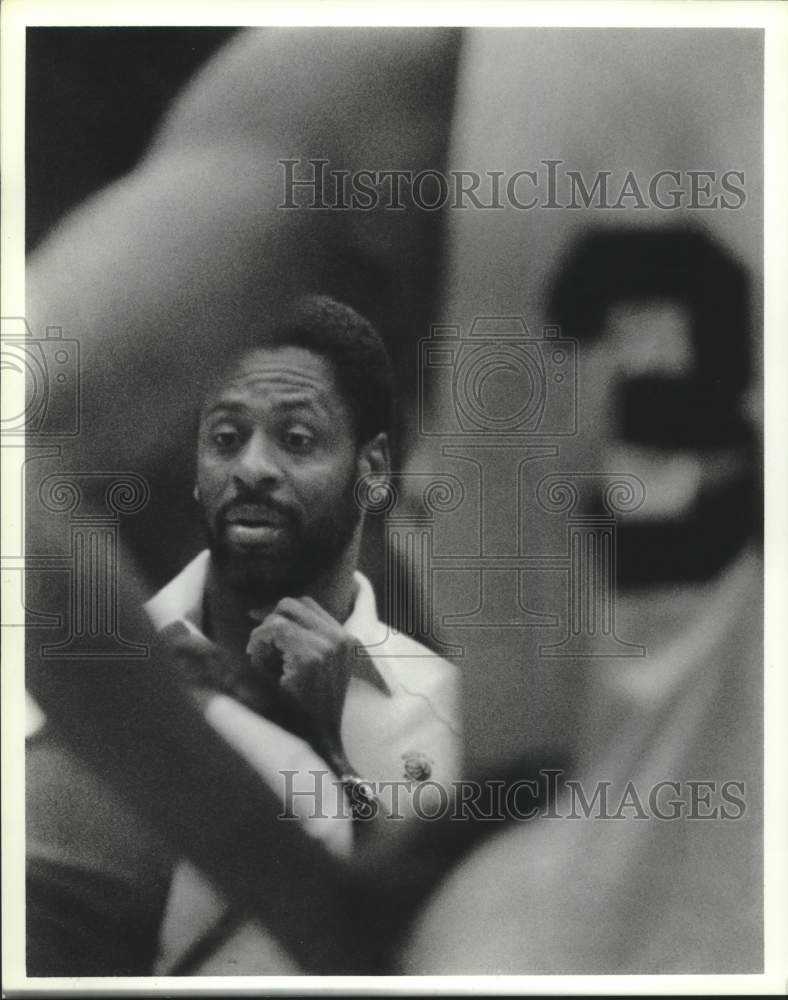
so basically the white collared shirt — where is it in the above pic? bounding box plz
[145,550,463,821]
[145,551,463,974]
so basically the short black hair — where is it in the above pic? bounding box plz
[265,295,396,444]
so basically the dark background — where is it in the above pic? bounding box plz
[26,28,239,251]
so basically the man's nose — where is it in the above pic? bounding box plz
[232,432,282,488]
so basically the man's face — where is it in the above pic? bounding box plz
[197,345,362,601]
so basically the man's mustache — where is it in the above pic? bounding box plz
[215,494,297,530]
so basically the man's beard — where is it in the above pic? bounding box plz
[203,475,361,604]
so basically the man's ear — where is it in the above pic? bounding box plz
[357,432,391,481]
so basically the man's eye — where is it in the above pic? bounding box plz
[212,429,239,449]
[282,429,314,451]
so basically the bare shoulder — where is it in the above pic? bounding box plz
[157,27,461,150]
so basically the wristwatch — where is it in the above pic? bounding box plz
[339,772,377,820]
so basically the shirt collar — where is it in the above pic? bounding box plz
[144,551,391,695]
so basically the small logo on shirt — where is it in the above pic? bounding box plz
[402,752,433,782]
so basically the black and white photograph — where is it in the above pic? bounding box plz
[2,1,786,993]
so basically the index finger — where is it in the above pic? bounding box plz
[274,596,341,633]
